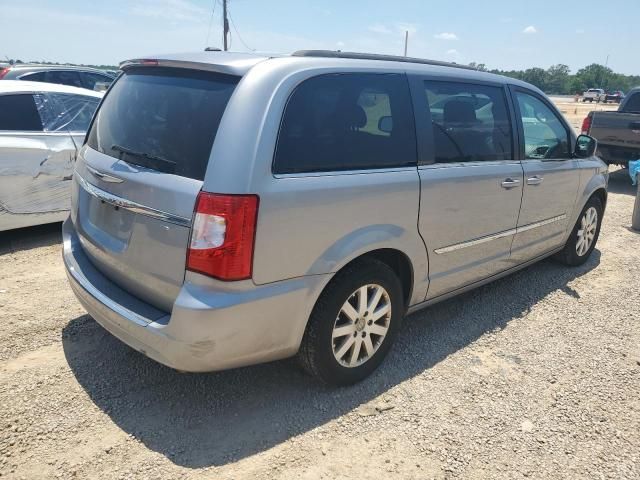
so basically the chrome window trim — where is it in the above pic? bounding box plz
[76,174,192,227]
[434,214,566,254]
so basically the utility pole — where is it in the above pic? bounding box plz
[222,0,229,51]
[403,30,408,56]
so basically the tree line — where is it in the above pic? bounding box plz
[469,62,640,95]
[5,57,639,95]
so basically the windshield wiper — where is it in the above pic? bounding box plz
[110,144,176,173]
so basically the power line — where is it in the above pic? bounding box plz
[228,6,254,51]
[205,0,217,47]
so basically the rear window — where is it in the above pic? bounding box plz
[87,67,239,180]
[0,94,43,131]
[273,73,417,174]
[622,93,640,113]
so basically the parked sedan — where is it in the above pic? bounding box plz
[0,81,102,231]
[0,64,115,91]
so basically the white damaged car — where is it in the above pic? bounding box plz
[0,81,102,231]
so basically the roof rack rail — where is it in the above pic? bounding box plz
[292,50,477,71]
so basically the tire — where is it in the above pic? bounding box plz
[298,258,404,386]
[554,196,603,266]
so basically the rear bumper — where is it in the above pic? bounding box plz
[62,217,330,372]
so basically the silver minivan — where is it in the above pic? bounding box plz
[63,51,608,385]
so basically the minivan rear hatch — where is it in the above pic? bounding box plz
[73,64,239,312]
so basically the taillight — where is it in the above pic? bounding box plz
[0,67,10,80]
[581,115,592,135]
[186,192,259,281]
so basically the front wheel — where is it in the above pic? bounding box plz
[298,259,404,385]
[554,196,603,266]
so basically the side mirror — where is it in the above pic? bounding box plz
[575,134,597,158]
[378,116,393,133]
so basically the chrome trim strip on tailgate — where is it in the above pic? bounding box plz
[85,165,124,183]
[76,174,192,227]
[434,214,567,254]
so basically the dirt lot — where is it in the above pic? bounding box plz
[549,97,618,132]
[1,174,639,476]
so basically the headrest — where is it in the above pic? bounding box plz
[341,104,367,129]
[443,100,477,125]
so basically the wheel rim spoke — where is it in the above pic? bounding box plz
[371,303,391,321]
[358,286,368,316]
[349,338,362,366]
[340,302,359,322]
[362,335,375,356]
[332,324,355,339]
[334,335,355,360]
[368,323,388,336]
[368,286,384,313]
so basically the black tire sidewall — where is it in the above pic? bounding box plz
[310,261,404,385]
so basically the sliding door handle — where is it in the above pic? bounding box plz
[501,178,521,189]
[527,175,544,185]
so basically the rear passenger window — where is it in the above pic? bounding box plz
[0,94,43,131]
[274,73,417,174]
[21,72,47,82]
[45,71,84,88]
[515,92,570,159]
[81,72,113,90]
[424,81,513,163]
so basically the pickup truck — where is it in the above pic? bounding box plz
[583,87,640,167]
[582,88,605,103]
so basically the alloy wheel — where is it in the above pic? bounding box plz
[331,284,392,368]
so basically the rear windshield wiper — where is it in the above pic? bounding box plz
[110,144,176,173]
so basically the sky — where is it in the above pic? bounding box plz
[1,0,638,75]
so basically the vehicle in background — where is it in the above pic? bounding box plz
[603,90,625,104]
[62,50,607,385]
[0,65,115,91]
[582,87,640,167]
[0,81,102,231]
[582,88,606,102]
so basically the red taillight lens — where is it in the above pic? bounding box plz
[186,192,259,281]
[0,67,10,80]
[581,115,592,135]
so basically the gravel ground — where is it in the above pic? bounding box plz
[0,167,639,480]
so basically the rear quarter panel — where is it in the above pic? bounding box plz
[202,58,429,305]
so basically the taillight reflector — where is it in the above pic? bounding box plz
[581,115,592,135]
[186,192,259,281]
[0,67,10,80]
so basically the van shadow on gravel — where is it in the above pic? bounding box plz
[62,251,600,469]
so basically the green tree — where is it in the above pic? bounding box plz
[546,64,571,94]
[575,63,614,90]
[522,67,548,91]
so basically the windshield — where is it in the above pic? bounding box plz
[87,66,239,180]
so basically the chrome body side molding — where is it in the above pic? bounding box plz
[434,214,567,255]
